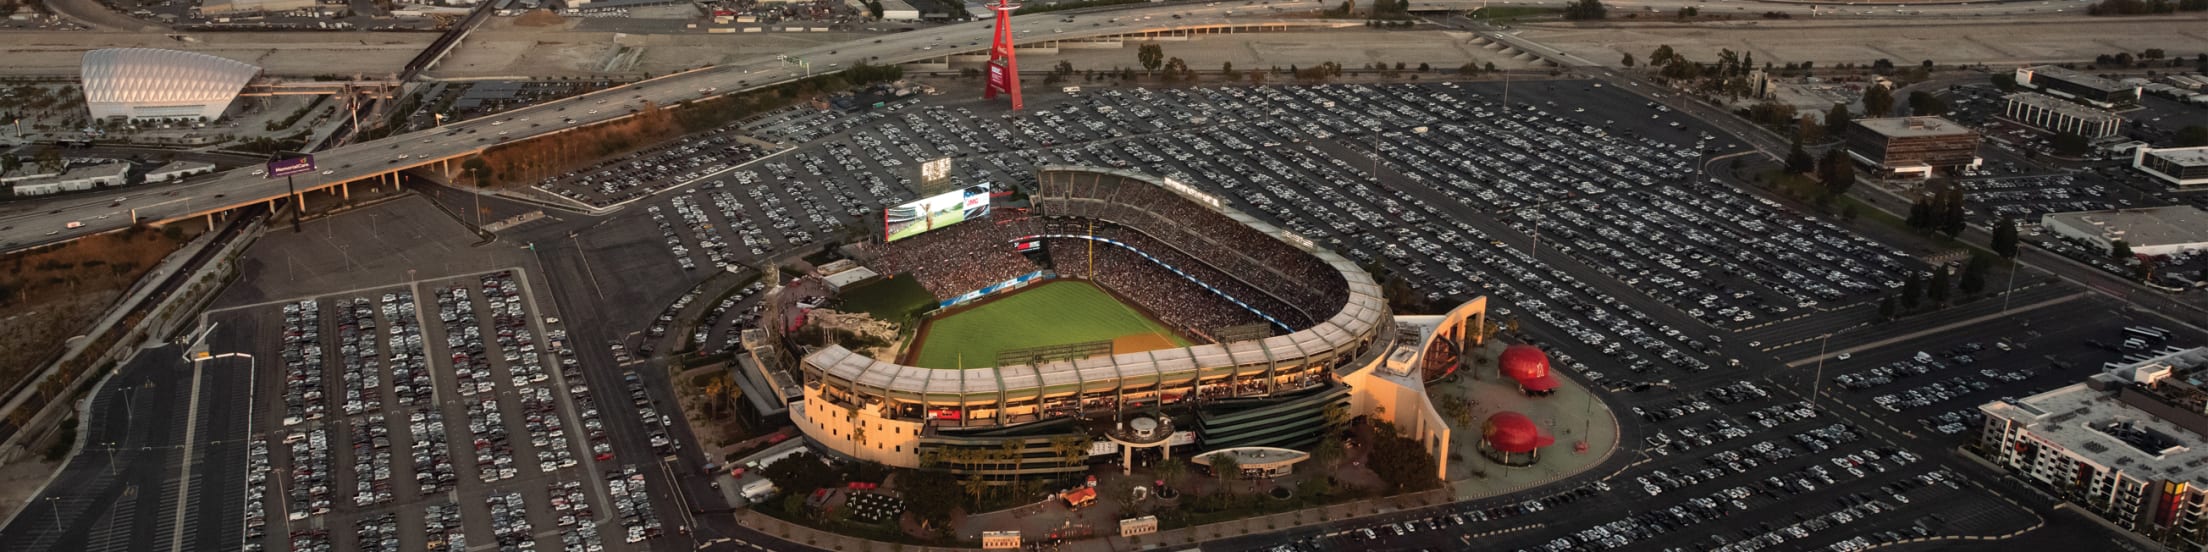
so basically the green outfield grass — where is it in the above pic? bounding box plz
[909,280,1188,369]
[836,275,939,327]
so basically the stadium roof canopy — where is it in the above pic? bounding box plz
[81,48,261,121]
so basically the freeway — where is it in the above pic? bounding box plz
[0,3,1349,253]
[1412,0,2100,17]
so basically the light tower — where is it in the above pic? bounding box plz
[983,0,1024,110]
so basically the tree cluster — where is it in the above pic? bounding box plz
[1990,218,2021,259]
[1861,85,1895,117]
[1906,90,1948,116]
[1293,62,1346,82]
[1564,0,1607,19]
[1368,422,1442,494]
[1817,148,1855,198]
[1137,44,1165,74]
[1905,187,1969,237]
[2086,0,2208,15]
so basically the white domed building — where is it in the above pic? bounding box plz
[80,48,261,122]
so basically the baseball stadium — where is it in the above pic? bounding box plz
[787,166,1491,482]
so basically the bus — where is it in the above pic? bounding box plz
[2123,326,2171,342]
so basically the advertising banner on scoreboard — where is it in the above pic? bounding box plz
[938,270,1052,309]
[266,155,315,178]
[883,184,992,242]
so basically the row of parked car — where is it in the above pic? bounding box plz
[349,413,394,507]
[424,501,466,552]
[625,370,680,456]
[287,427,332,520]
[409,408,458,495]
[691,281,766,355]
[280,299,326,426]
[354,512,399,552]
[550,479,607,552]
[244,439,272,544]
[535,124,767,206]
[608,465,663,543]
[487,491,536,551]
[382,294,434,409]
[336,297,383,417]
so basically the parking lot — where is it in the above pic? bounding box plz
[560,81,1928,383]
[212,267,657,552]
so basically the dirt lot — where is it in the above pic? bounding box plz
[0,225,196,395]
[1514,14,2208,68]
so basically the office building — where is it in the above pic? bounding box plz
[1845,117,1982,178]
[2016,65,2142,108]
[2001,92,2125,139]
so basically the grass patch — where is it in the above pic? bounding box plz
[837,275,937,327]
[908,280,1186,369]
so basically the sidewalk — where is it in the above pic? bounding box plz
[729,487,1463,552]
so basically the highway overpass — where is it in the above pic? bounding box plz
[0,5,1356,252]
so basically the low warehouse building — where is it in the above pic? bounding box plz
[2041,205,2208,257]
[2133,146,2208,187]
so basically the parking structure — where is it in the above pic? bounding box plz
[224,268,646,552]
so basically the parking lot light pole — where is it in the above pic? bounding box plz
[2001,263,2020,313]
[1811,333,1832,406]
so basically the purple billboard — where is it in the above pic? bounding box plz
[267,155,315,178]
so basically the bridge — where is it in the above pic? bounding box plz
[0,4,1358,251]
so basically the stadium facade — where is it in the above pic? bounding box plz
[80,48,261,122]
[790,166,1478,481]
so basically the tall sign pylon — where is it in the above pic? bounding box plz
[983,0,1024,110]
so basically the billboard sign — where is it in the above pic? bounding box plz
[938,270,1050,309]
[884,184,991,242]
[918,157,953,196]
[986,64,1009,95]
[266,155,315,178]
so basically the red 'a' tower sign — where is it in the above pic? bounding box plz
[983,0,1023,110]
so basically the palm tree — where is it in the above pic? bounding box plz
[961,474,990,505]
[1312,434,1348,471]
[1000,440,1026,493]
[1050,434,1090,473]
[918,448,945,470]
[1155,457,1187,491]
[1211,455,1243,495]
[1323,402,1349,428]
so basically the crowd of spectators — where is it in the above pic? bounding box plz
[1035,171,1350,320]
[867,216,1042,300]
[1046,236,1265,336]
[865,169,1353,356]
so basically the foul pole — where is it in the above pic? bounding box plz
[984,0,1024,110]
